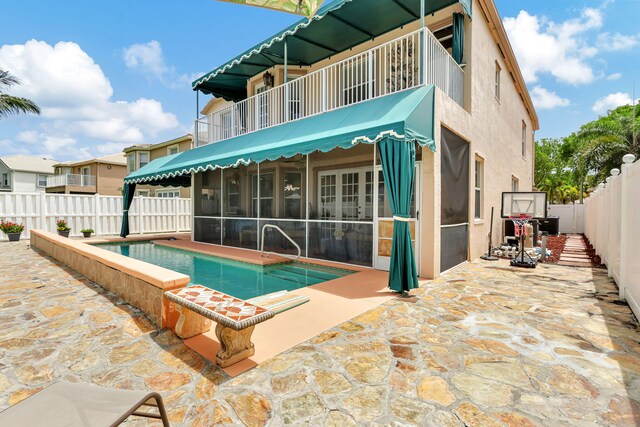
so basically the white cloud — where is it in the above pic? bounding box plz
[503,9,602,85]
[530,86,570,110]
[0,40,180,159]
[592,92,633,113]
[123,41,167,79]
[606,72,622,81]
[123,40,200,89]
[597,32,639,51]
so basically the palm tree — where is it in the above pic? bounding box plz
[577,104,639,181]
[0,69,41,118]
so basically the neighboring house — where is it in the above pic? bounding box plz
[124,0,538,279]
[0,155,57,193]
[123,134,193,198]
[47,154,127,195]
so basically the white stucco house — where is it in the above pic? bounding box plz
[0,155,58,193]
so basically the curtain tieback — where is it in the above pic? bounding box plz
[393,215,412,222]
[123,210,129,212]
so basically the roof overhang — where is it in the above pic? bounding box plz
[193,0,471,100]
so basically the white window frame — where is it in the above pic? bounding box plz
[521,121,527,158]
[256,83,269,129]
[37,174,48,187]
[136,190,150,197]
[318,166,374,221]
[2,173,9,187]
[495,62,501,101]
[138,152,150,169]
[127,153,136,172]
[474,157,484,220]
[167,145,179,156]
[156,188,180,198]
[511,176,519,192]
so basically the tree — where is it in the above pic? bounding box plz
[0,69,40,118]
[576,104,640,182]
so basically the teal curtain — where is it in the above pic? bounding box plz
[452,13,464,64]
[119,183,136,238]
[377,138,419,293]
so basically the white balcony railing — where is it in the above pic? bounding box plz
[47,174,96,188]
[196,27,464,147]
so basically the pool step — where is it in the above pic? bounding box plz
[247,291,310,314]
[275,265,341,282]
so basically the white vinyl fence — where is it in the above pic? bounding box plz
[0,192,192,240]
[584,154,640,318]
[548,204,585,234]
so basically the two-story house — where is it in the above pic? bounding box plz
[123,0,538,283]
[123,134,193,198]
[0,155,57,193]
[47,154,127,195]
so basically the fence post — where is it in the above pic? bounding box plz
[174,197,180,232]
[139,197,144,235]
[619,154,636,300]
[39,192,47,233]
[94,194,100,236]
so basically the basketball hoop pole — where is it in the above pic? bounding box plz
[509,215,537,268]
[480,207,498,261]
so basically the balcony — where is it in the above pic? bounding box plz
[46,174,97,194]
[195,27,464,147]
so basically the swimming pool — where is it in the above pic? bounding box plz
[95,241,354,300]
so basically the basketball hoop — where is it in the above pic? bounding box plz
[508,214,536,268]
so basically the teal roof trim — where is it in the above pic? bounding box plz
[125,86,435,185]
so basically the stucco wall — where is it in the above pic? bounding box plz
[12,171,48,193]
[420,1,535,278]
[95,163,127,196]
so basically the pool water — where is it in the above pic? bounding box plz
[95,241,353,300]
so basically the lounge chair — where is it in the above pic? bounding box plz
[0,382,170,426]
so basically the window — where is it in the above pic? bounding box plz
[226,178,240,215]
[127,153,136,172]
[167,145,179,156]
[138,152,149,169]
[37,174,48,187]
[136,190,150,197]
[512,176,519,192]
[283,171,302,218]
[2,173,8,187]
[474,157,484,220]
[495,62,501,101]
[81,166,90,176]
[256,84,269,129]
[157,189,180,198]
[521,121,527,158]
[343,56,373,105]
[220,110,233,139]
[252,173,274,217]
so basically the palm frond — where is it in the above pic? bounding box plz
[0,94,41,118]
[0,70,20,91]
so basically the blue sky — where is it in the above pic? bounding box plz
[1,0,638,161]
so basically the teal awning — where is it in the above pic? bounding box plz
[194,0,471,100]
[125,86,435,185]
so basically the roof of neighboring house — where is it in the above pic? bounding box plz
[0,155,57,174]
[54,153,127,168]
[124,134,194,153]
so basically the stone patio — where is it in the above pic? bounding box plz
[1,242,639,426]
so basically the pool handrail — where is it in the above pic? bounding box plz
[260,224,301,261]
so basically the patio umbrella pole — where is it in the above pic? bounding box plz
[480,207,498,261]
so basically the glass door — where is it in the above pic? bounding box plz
[373,164,420,271]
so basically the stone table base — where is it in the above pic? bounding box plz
[215,324,255,368]
[174,305,212,339]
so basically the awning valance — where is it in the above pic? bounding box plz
[124,85,435,186]
[193,0,471,99]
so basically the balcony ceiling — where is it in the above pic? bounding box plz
[194,0,471,100]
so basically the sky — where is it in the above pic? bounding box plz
[1,0,638,161]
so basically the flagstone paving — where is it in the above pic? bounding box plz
[1,242,640,426]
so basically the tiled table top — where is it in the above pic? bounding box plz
[165,285,274,330]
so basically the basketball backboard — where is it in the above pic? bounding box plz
[501,192,547,219]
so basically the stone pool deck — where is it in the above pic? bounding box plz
[1,243,640,426]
